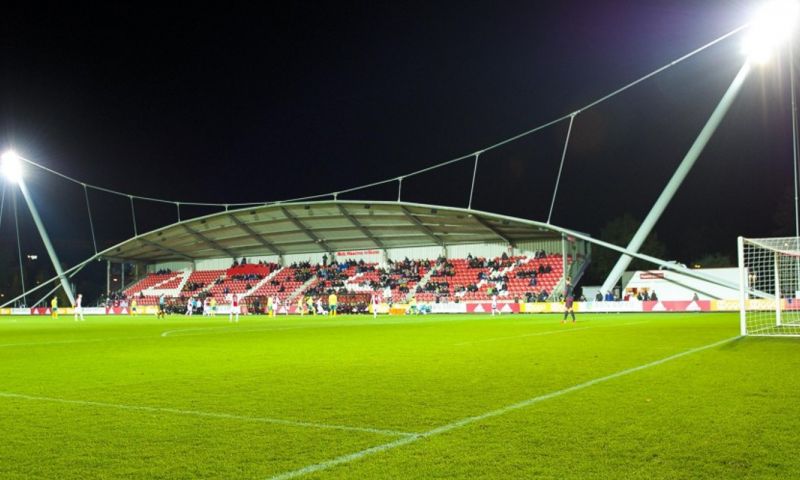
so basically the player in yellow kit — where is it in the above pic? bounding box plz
[306,296,315,316]
[328,292,338,317]
[51,296,58,319]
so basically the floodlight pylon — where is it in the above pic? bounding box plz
[601,62,753,295]
[4,153,76,306]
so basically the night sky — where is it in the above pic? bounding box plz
[1,1,797,299]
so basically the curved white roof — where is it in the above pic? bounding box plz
[99,200,579,262]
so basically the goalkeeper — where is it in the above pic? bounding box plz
[562,276,576,324]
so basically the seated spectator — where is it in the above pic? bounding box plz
[537,290,549,302]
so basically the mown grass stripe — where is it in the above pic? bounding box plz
[0,391,415,437]
[268,335,739,480]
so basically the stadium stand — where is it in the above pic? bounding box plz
[249,265,308,302]
[124,271,183,297]
[182,269,226,296]
[122,254,575,307]
[157,272,190,291]
[205,263,279,300]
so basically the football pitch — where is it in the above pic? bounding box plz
[0,312,797,479]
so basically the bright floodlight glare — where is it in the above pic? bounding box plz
[1,150,23,183]
[743,0,799,63]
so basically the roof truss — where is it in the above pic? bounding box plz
[336,204,386,249]
[400,206,444,246]
[181,224,238,258]
[280,206,334,254]
[137,237,194,261]
[228,213,284,256]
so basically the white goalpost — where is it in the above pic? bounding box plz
[738,236,800,336]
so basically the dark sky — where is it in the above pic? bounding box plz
[1,1,797,295]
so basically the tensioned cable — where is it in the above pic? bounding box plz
[129,196,138,237]
[467,151,482,210]
[15,160,225,207]
[397,177,403,202]
[547,113,576,224]
[789,45,800,281]
[83,184,98,254]
[13,192,27,306]
[791,45,799,240]
[15,23,748,209]
[34,266,85,307]
[0,252,97,309]
[0,183,6,231]
[33,282,62,308]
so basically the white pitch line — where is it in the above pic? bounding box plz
[454,319,653,346]
[267,335,740,480]
[0,391,414,438]
[159,322,386,338]
[454,326,593,346]
[0,335,153,349]
[614,320,651,326]
[160,325,308,338]
[159,320,387,338]
[158,313,532,338]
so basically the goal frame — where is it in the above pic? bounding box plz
[738,236,800,336]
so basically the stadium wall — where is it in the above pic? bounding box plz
[445,242,508,259]
[623,268,739,301]
[514,239,565,256]
[147,256,284,273]
[387,245,445,261]
[147,261,193,273]
[1,299,743,316]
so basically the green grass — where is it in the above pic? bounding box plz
[0,312,797,479]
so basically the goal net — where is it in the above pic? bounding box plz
[738,236,800,336]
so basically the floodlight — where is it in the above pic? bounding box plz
[1,150,23,183]
[743,0,799,64]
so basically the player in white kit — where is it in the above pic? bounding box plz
[384,286,392,306]
[491,293,499,316]
[229,294,241,323]
[186,296,194,316]
[74,294,85,321]
[372,291,380,318]
[316,297,327,315]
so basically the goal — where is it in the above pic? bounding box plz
[738,236,800,336]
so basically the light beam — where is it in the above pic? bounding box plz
[743,0,799,64]
[1,150,23,183]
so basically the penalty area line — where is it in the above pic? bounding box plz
[267,335,740,480]
[160,325,307,338]
[454,318,653,346]
[454,326,593,346]
[0,391,414,438]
